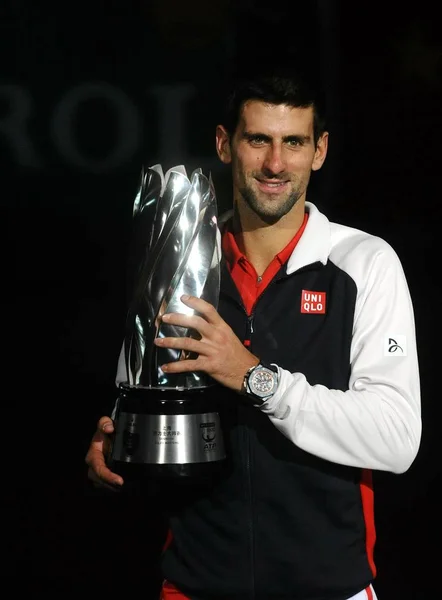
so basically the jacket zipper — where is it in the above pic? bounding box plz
[246,424,255,600]
[221,288,256,598]
[234,278,283,599]
[230,268,313,597]
[243,282,279,599]
[247,314,254,338]
[244,309,255,599]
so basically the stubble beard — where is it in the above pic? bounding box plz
[238,177,304,225]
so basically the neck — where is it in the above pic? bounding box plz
[232,200,306,276]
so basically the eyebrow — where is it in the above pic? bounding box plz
[242,131,311,144]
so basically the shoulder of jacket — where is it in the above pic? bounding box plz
[329,221,400,266]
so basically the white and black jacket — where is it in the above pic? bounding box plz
[115,201,421,600]
[256,201,421,474]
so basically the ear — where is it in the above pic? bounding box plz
[312,131,329,172]
[216,125,232,164]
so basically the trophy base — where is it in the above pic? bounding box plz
[109,457,227,484]
[110,383,226,482]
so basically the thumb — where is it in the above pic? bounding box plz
[97,416,114,433]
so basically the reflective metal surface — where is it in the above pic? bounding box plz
[123,164,221,388]
[112,411,226,464]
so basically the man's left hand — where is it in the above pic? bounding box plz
[154,295,259,393]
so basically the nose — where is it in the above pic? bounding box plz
[262,143,286,176]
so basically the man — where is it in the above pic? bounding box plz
[86,68,421,600]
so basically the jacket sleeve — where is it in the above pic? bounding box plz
[259,244,421,474]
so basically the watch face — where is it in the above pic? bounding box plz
[249,367,277,398]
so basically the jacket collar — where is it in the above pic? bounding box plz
[286,202,330,274]
[218,201,330,275]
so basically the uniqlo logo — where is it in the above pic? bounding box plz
[301,290,326,314]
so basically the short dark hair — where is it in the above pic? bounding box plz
[222,66,327,147]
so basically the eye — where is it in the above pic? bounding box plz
[244,133,271,147]
[248,136,267,146]
[286,138,303,147]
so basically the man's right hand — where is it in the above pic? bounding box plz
[85,416,124,490]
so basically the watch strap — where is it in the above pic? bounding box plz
[241,363,259,395]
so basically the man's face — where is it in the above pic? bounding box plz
[216,101,328,224]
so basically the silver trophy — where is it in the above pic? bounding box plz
[110,164,226,480]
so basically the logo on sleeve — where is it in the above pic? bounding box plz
[301,290,326,314]
[384,335,407,356]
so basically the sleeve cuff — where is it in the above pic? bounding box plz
[258,367,305,420]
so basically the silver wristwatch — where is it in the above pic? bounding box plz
[243,362,279,405]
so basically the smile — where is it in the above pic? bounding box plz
[256,179,289,193]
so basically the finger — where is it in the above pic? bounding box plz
[88,427,111,453]
[97,416,114,433]
[160,358,204,373]
[179,295,223,325]
[161,312,212,336]
[87,467,122,492]
[154,335,203,355]
[86,449,124,486]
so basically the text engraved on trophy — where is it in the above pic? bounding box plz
[153,424,181,445]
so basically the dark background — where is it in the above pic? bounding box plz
[2,1,441,597]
